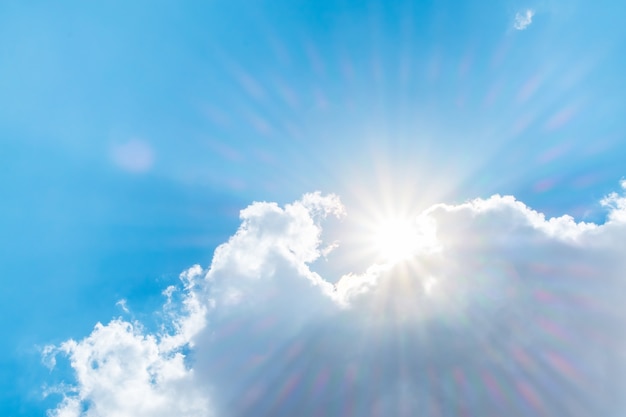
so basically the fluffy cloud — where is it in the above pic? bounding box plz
[43,266,209,417]
[44,185,626,416]
[514,9,535,30]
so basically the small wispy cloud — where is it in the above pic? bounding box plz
[514,9,535,30]
[115,299,129,313]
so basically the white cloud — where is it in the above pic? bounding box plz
[44,267,210,417]
[45,187,626,416]
[514,9,535,30]
[601,179,626,223]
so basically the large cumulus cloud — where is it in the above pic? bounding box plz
[44,185,626,416]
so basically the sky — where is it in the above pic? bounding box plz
[2,0,626,415]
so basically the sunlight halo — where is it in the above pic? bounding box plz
[371,217,422,264]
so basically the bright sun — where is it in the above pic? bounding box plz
[372,217,421,263]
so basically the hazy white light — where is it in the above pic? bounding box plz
[372,218,420,263]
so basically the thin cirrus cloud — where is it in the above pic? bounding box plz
[44,184,626,416]
[514,9,535,30]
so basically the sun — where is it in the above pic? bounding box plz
[371,217,421,263]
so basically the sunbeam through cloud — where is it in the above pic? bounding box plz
[44,183,626,416]
[3,1,626,415]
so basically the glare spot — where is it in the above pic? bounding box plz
[423,276,438,296]
[111,139,155,173]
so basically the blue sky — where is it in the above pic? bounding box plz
[2,0,626,415]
